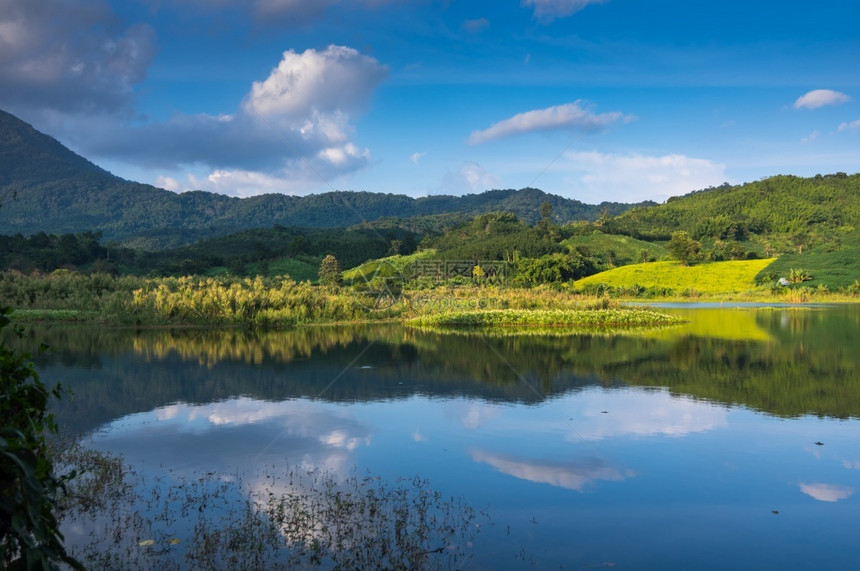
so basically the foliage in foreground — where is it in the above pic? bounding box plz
[54,442,482,570]
[0,307,81,569]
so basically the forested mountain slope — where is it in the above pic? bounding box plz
[0,109,645,247]
[605,174,860,253]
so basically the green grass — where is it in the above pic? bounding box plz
[9,309,100,322]
[575,259,776,295]
[756,232,860,289]
[408,308,684,330]
[342,249,439,281]
[562,230,668,264]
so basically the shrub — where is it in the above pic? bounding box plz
[788,268,812,283]
[0,307,82,569]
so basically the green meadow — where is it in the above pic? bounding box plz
[575,259,776,295]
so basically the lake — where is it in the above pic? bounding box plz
[17,305,860,568]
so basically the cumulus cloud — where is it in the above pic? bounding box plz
[243,45,387,118]
[798,483,855,503]
[441,161,500,194]
[409,152,426,164]
[561,151,728,203]
[0,0,156,113]
[470,449,631,492]
[75,45,387,196]
[793,89,850,110]
[469,100,633,144]
[838,119,860,132]
[521,0,609,23]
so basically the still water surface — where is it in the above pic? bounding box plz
[21,305,860,568]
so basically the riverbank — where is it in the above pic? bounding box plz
[2,270,858,329]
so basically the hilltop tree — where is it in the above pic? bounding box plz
[667,231,702,266]
[318,254,342,286]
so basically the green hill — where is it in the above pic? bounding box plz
[604,173,860,256]
[0,109,647,248]
[562,231,668,265]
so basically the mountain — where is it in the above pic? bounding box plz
[0,109,648,248]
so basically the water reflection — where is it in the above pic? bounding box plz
[94,398,372,476]
[6,306,854,437]
[469,449,633,492]
[798,483,855,503]
[7,305,858,569]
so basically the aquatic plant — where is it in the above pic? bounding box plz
[53,442,483,569]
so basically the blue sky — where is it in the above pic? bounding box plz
[1,0,859,203]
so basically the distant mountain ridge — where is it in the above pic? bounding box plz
[0,109,649,248]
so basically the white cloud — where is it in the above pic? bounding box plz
[838,119,860,132]
[70,45,387,196]
[569,388,728,440]
[243,45,387,119]
[101,397,372,476]
[793,89,850,110]
[155,175,182,192]
[798,483,855,503]
[521,0,609,24]
[409,152,426,164]
[0,0,156,113]
[188,169,302,197]
[445,402,503,429]
[471,449,631,492]
[441,161,500,194]
[561,151,729,203]
[801,130,820,144]
[469,100,633,144]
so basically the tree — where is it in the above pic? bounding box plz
[540,201,553,223]
[318,254,342,286]
[667,231,702,265]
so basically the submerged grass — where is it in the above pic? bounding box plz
[53,439,484,570]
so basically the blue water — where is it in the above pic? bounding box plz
[29,305,860,569]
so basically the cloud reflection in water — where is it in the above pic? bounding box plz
[470,449,634,492]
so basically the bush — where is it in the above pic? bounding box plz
[1,307,82,569]
[788,268,812,283]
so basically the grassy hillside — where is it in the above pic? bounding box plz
[756,231,860,289]
[575,259,776,295]
[562,231,668,265]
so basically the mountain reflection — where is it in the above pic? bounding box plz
[8,305,858,436]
